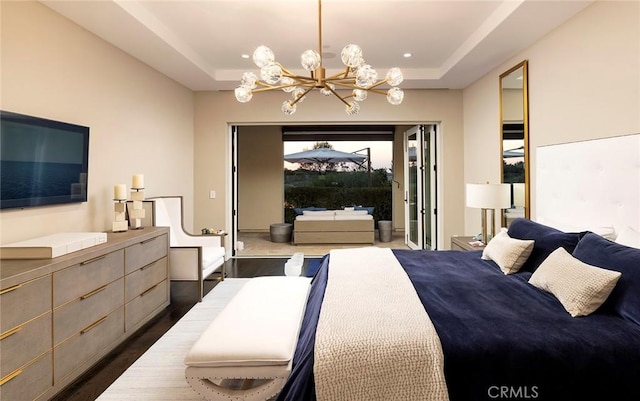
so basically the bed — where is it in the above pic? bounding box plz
[271,135,640,401]
[275,219,640,401]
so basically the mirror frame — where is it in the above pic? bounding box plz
[499,60,530,225]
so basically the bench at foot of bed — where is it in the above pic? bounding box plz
[184,276,311,401]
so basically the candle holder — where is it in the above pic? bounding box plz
[112,198,128,232]
[129,187,146,229]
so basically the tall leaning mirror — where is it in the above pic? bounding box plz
[500,60,529,226]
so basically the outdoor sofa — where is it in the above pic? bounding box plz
[293,208,374,244]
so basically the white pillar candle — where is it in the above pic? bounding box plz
[114,184,127,200]
[132,174,144,189]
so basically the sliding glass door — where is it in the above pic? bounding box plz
[404,125,437,250]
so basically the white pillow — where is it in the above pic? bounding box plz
[481,231,534,275]
[616,226,640,249]
[302,210,335,216]
[528,247,622,317]
[334,210,368,216]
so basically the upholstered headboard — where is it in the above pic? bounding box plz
[536,133,640,236]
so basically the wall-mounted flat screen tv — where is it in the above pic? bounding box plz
[1,111,90,209]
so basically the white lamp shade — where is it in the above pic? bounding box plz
[466,183,511,209]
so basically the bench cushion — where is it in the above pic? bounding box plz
[185,276,311,368]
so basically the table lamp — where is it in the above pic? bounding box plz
[466,183,511,244]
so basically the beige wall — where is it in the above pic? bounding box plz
[237,126,284,231]
[194,89,464,250]
[392,125,413,232]
[0,2,195,243]
[462,0,640,235]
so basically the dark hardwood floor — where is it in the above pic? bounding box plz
[50,257,317,401]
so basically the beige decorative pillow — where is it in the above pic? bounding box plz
[481,231,534,274]
[528,247,622,317]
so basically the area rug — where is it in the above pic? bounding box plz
[96,278,250,401]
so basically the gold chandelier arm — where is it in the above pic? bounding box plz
[327,79,389,95]
[367,79,390,90]
[329,81,360,89]
[253,78,314,91]
[367,89,387,95]
[325,68,353,81]
[252,85,291,93]
[325,85,352,107]
[292,76,317,84]
[290,85,315,106]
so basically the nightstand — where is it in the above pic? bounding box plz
[451,236,485,251]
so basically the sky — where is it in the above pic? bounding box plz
[283,141,393,170]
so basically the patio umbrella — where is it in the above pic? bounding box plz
[503,146,524,158]
[284,148,366,164]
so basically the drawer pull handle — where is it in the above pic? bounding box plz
[81,285,108,300]
[0,369,22,386]
[140,237,157,245]
[140,284,158,297]
[81,316,109,334]
[0,283,23,295]
[0,326,23,341]
[81,255,106,265]
[140,262,156,271]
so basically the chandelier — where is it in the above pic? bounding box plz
[234,0,404,115]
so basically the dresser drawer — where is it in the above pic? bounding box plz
[125,257,167,303]
[0,351,52,401]
[54,306,125,383]
[125,234,168,275]
[0,312,51,380]
[0,275,51,334]
[53,249,124,308]
[53,277,124,345]
[125,279,168,332]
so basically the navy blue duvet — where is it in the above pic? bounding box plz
[277,249,640,401]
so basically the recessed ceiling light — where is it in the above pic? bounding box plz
[241,54,249,59]
[403,53,412,58]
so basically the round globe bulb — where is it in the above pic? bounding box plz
[282,101,297,115]
[341,44,363,68]
[253,46,275,68]
[386,68,403,86]
[235,86,253,103]
[356,65,377,88]
[387,87,404,105]
[345,101,360,115]
[301,50,321,71]
[241,72,258,89]
[260,63,283,85]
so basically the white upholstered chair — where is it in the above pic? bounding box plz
[149,196,226,301]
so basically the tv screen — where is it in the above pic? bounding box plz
[0,111,89,209]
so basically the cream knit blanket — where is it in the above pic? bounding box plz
[313,247,449,401]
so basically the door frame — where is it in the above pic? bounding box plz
[403,124,439,250]
[229,122,443,255]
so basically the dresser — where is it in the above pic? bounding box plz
[0,227,169,401]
